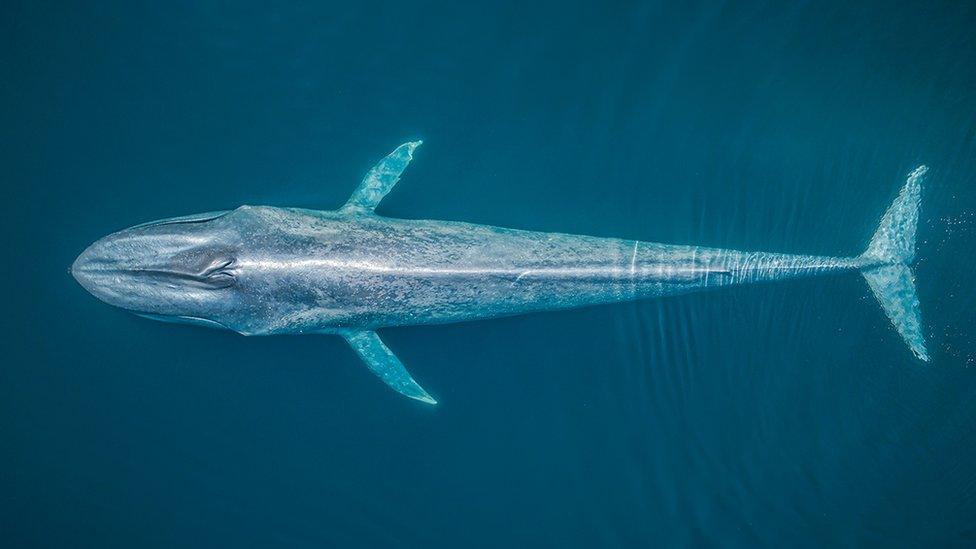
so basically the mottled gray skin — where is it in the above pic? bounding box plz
[70,142,928,404]
[72,205,857,337]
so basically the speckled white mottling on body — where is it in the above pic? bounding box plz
[71,141,930,404]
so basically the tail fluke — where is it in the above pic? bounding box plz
[861,264,927,360]
[858,166,929,361]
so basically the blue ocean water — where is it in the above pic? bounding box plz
[3,1,976,546]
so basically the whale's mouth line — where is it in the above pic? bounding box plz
[127,210,230,230]
[133,312,231,330]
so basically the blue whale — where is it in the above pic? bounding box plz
[72,141,929,404]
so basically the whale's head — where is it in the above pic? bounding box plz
[72,210,243,330]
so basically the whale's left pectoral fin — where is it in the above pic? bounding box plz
[341,330,437,405]
[341,140,422,215]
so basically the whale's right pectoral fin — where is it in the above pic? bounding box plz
[341,330,437,405]
[341,140,422,215]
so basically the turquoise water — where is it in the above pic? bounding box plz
[4,1,976,546]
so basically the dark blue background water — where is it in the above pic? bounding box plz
[4,1,976,546]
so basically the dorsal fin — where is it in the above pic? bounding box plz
[341,141,422,215]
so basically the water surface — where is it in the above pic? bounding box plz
[3,1,976,546]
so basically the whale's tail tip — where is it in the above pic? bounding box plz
[858,165,929,361]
